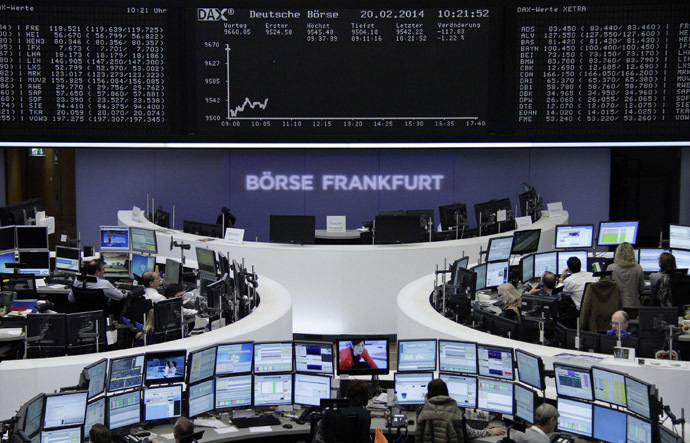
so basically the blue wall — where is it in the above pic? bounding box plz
[75,148,611,247]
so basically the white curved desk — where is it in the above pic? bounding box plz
[118,210,568,335]
[397,273,690,427]
[0,277,292,421]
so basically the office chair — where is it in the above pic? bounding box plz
[0,273,38,299]
[66,310,107,355]
[178,431,204,443]
[154,298,183,342]
[25,313,67,358]
[315,407,371,443]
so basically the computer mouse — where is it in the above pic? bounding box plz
[282,424,293,429]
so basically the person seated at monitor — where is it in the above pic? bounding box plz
[142,271,166,303]
[313,379,371,443]
[606,310,633,338]
[513,403,559,443]
[216,207,236,228]
[606,242,645,309]
[88,424,113,443]
[339,340,378,370]
[67,258,124,304]
[416,379,505,442]
[650,252,677,307]
[497,283,521,321]
[527,271,557,297]
[173,417,195,443]
[559,256,598,310]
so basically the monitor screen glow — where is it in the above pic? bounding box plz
[598,221,639,246]
[107,390,141,430]
[84,398,105,437]
[188,345,217,384]
[520,254,534,283]
[40,427,81,443]
[557,397,593,437]
[55,246,80,273]
[477,378,513,415]
[99,227,130,250]
[627,414,653,443]
[439,373,477,409]
[0,251,14,273]
[143,385,182,421]
[215,374,252,409]
[196,247,217,276]
[100,251,130,278]
[43,392,88,429]
[84,359,108,400]
[293,373,331,407]
[625,375,652,420]
[485,261,509,288]
[337,338,389,375]
[144,351,186,385]
[513,383,535,424]
[130,227,157,254]
[130,253,155,278]
[534,251,558,277]
[515,349,544,390]
[555,225,594,249]
[254,342,292,374]
[394,372,434,405]
[17,251,50,276]
[188,379,215,418]
[294,341,334,375]
[669,224,690,250]
[593,405,626,443]
[591,366,627,407]
[487,236,514,262]
[438,340,477,374]
[253,373,293,407]
[477,344,514,380]
[216,342,254,375]
[553,364,593,401]
[638,248,669,273]
[670,249,690,272]
[473,264,487,290]
[397,339,437,372]
[558,250,589,275]
[108,355,145,392]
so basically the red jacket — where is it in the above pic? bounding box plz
[339,346,378,369]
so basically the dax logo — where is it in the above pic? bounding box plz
[197,8,233,21]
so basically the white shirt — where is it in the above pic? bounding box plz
[144,287,166,303]
[68,277,123,303]
[562,271,599,309]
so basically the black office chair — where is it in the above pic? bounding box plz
[312,407,371,443]
[154,298,183,342]
[178,431,204,443]
[71,287,109,313]
[25,313,67,358]
[0,273,38,299]
[66,310,107,355]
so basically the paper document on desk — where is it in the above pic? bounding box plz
[194,418,227,428]
[213,427,238,435]
[248,426,272,433]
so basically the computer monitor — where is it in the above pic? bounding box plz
[43,391,88,429]
[397,339,437,372]
[130,227,157,254]
[143,384,182,421]
[475,199,511,229]
[17,251,50,276]
[553,363,593,401]
[99,226,130,250]
[253,373,293,407]
[513,383,536,424]
[591,366,627,407]
[598,221,639,246]
[205,278,226,311]
[16,226,48,250]
[107,390,141,430]
[592,404,626,443]
[374,215,421,244]
[195,247,217,276]
[487,236,514,262]
[669,224,690,250]
[0,250,14,273]
[439,373,477,408]
[40,427,81,443]
[130,253,155,278]
[108,354,145,392]
[198,273,217,299]
[215,374,253,410]
[22,393,44,438]
[0,225,15,250]
[55,246,80,274]
[81,359,108,400]
[394,372,434,405]
[670,248,690,272]
[294,341,334,375]
[450,257,470,285]
[269,215,316,244]
[187,345,217,384]
[182,220,203,235]
[511,229,541,255]
[558,250,588,275]
[555,225,594,249]
[519,185,542,222]
[100,251,130,278]
[438,340,477,375]
[625,375,653,420]
[659,426,682,443]
[472,263,487,290]
[533,251,558,277]
[638,248,669,273]
[639,307,678,338]
[216,342,254,375]
[520,254,535,283]
[514,349,545,390]
[557,397,593,438]
[485,261,510,289]
[293,373,332,407]
[163,258,181,286]
[564,329,600,353]
[336,337,390,376]
[84,397,106,438]
[407,209,435,231]
[627,414,653,443]
[144,350,186,386]
[477,344,514,380]
[439,203,468,230]
[477,378,514,415]
[0,198,44,226]
[187,379,215,418]
[491,314,519,339]
[253,341,293,374]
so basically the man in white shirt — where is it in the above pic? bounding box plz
[559,256,598,309]
[68,259,124,304]
[514,403,559,443]
[142,270,166,303]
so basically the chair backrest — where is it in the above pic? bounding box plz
[178,430,204,443]
[66,310,107,354]
[0,273,37,299]
[71,287,109,314]
[321,408,370,443]
[670,277,690,316]
[124,297,153,324]
[26,313,67,357]
[154,298,183,332]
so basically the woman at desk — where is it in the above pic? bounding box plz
[607,242,645,309]
[497,283,522,321]
[650,252,676,307]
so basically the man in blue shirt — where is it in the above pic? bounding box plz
[607,310,632,337]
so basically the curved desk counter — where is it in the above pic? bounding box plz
[0,277,292,421]
[118,210,568,335]
[397,273,690,425]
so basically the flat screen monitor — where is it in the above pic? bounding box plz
[107,390,141,430]
[477,344,514,380]
[558,250,588,275]
[438,340,477,375]
[598,221,639,246]
[269,215,316,244]
[108,354,145,392]
[397,339,437,372]
[520,254,535,283]
[40,427,81,443]
[198,273,217,299]
[472,263,487,290]
[293,373,332,407]
[84,398,105,437]
[130,227,157,254]
[513,383,536,424]
[182,220,202,235]
[163,258,181,286]
[143,384,182,421]
[22,394,44,438]
[625,375,653,420]
[187,379,215,418]
[130,253,155,278]
[253,341,293,374]
[336,337,389,376]
[514,349,544,390]
[511,229,541,255]
[477,378,513,415]
[100,251,129,278]
[534,251,558,278]
[99,226,130,250]
[55,246,80,273]
[0,250,14,273]
[475,198,513,228]
[669,224,690,250]
[17,251,50,276]
[294,341,334,375]
[216,342,254,375]
[439,203,468,230]
[439,374,477,409]
[144,350,186,386]
[557,397,593,438]
[195,247,217,276]
[487,236,514,262]
[0,225,15,250]
[670,248,690,272]
[639,307,678,337]
[638,248,669,273]
[43,391,88,429]
[519,185,542,222]
[253,373,293,407]
[16,226,48,250]
[591,366,627,407]
[407,209,434,231]
[187,345,217,384]
[374,215,420,244]
[553,364,593,401]
[593,404,626,443]
[486,261,510,288]
[215,374,252,409]
[555,225,594,249]
[450,257,470,285]
[659,426,682,443]
[83,359,108,400]
[394,372,434,405]
[627,415,653,443]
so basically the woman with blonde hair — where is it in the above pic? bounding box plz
[606,242,644,308]
[497,283,522,321]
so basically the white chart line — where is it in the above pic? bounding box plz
[225,44,269,119]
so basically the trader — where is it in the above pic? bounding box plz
[606,310,632,338]
[142,271,166,303]
[68,259,124,304]
[528,271,557,297]
[559,256,598,309]
[513,403,559,443]
[173,417,195,443]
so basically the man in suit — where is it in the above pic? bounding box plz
[514,403,559,443]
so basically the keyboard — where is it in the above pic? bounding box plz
[232,415,281,428]
[465,419,489,430]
